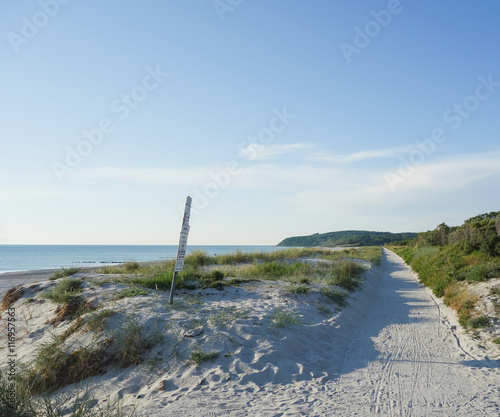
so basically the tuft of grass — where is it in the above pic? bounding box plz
[189,347,219,367]
[50,267,79,280]
[444,283,478,327]
[320,287,349,308]
[287,283,311,294]
[40,278,87,324]
[83,309,116,333]
[0,369,135,417]
[184,250,212,267]
[98,265,123,274]
[114,320,146,367]
[26,338,106,395]
[200,270,225,290]
[267,307,301,328]
[490,286,500,297]
[325,260,365,291]
[124,261,140,272]
[316,304,332,315]
[115,286,150,299]
[41,278,83,304]
[467,315,490,329]
[0,285,23,311]
[112,317,162,368]
[207,307,247,328]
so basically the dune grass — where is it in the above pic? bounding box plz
[268,307,301,328]
[50,267,80,280]
[189,347,220,367]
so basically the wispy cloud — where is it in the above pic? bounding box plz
[308,145,414,163]
[238,143,311,160]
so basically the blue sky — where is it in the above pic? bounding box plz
[1,0,499,245]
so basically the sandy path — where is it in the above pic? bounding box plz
[144,248,500,416]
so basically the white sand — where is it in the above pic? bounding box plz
[1,249,499,416]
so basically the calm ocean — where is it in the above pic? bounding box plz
[0,245,285,274]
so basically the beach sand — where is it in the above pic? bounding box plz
[1,249,499,416]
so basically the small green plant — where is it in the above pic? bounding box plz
[467,315,490,329]
[493,338,500,345]
[115,287,150,299]
[224,351,232,357]
[189,347,219,367]
[287,283,311,294]
[50,267,79,280]
[267,307,301,328]
[490,286,500,297]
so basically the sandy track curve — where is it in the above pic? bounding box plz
[146,248,500,416]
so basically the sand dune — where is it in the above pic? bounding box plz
[1,249,499,416]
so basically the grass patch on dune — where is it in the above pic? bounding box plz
[50,267,79,280]
[319,246,383,266]
[320,287,349,308]
[0,285,24,311]
[189,347,219,367]
[40,278,91,324]
[0,371,135,417]
[287,283,311,294]
[41,277,83,304]
[115,287,150,299]
[268,307,301,328]
[325,260,365,291]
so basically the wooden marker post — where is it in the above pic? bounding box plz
[169,196,192,304]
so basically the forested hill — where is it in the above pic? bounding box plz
[277,230,418,247]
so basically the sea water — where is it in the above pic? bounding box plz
[0,245,286,274]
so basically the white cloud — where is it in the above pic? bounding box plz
[307,145,414,163]
[238,143,311,160]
